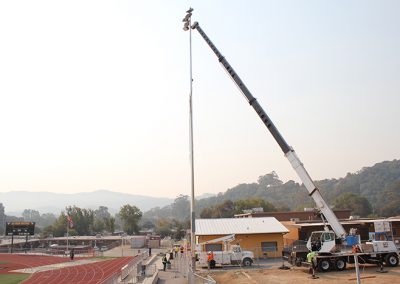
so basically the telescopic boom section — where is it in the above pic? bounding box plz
[192,22,347,239]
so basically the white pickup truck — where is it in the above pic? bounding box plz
[198,245,254,268]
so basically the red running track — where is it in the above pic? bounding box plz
[0,254,79,274]
[23,256,134,284]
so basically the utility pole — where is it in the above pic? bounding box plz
[183,7,196,280]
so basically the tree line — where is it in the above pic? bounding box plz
[143,160,400,220]
[0,204,142,238]
[1,159,399,237]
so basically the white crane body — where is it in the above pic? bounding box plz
[189,19,400,272]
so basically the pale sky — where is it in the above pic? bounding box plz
[1,1,399,198]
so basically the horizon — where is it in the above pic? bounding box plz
[1,158,398,217]
[1,158,395,198]
[1,1,399,197]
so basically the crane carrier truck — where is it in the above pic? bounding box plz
[186,15,400,272]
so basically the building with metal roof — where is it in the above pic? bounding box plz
[195,217,289,259]
[196,217,289,235]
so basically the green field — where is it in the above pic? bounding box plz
[0,274,30,284]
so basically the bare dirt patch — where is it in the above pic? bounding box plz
[206,265,400,283]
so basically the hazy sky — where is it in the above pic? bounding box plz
[1,1,399,198]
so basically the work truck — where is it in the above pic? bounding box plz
[186,16,400,272]
[196,234,254,268]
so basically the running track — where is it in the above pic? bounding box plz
[0,254,79,274]
[23,256,134,284]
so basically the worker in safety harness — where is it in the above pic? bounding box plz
[307,251,317,275]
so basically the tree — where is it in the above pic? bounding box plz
[171,195,190,222]
[119,204,142,235]
[154,218,172,238]
[104,217,116,233]
[93,219,105,233]
[333,193,372,217]
[64,206,94,236]
[234,198,277,214]
[40,213,57,228]
[199,200,235,218]
[94,206,111,220]
[379,180,400,217]
[22,209,41,222]
[200,207,213,218]
[93,206,113,233]
[40,225,54,238]
[258,171,283,188]
[0,203,5,235]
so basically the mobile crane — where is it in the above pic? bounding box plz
[186,17,400,272]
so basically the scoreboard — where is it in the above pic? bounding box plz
[6,222,35,236]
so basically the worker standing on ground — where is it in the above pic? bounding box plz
[70,248,75,261]
[162,254,168,271]
[174,246,179,258]
[180,245,184,257]
[207,251,214,269]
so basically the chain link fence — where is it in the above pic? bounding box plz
[170,252,217,284]
[188,267,216,284]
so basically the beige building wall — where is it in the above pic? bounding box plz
[197,233,285,258]
[281,221,300,246]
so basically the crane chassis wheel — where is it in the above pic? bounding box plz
[385,253,399,267]
[317,259,331,272]
[334,258,346,271]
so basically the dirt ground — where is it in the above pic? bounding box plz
[206,263,400,283]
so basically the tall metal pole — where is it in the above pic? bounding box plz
[354,254,361,284]
[188,11,196,275]
[182,7,196,279]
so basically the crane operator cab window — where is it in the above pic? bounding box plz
[310,232,322,251]
[322,232,335,243]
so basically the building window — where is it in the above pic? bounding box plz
[205,244,222,252]
[261,241,277,252]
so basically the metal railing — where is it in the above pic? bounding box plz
[101,272,118,284]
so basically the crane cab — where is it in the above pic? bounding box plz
[307,231,337,253]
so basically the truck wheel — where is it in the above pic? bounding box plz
[242,257,252,267]
[317,259,331,272]
[385,253,399,267]
[334,258,346,271]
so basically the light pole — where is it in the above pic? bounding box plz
[182,7,196,276]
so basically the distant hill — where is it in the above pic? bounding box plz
[3,160,400,219]
[0,190,173,216]
[142,159,400,221]
[195,160,400,217]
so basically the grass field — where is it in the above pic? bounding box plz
[0,274,30,284]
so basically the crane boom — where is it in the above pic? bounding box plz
[192,22,347,239]
[198,234,236,246]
